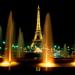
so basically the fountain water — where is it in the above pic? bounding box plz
[38,13,58,68]
[63,44,69,58]
[69,50,75,66]
[17,28,24,58]
[0,11,18,67]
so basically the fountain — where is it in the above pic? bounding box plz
[68,51,75,67]
[17,28,24,58]
[38,13,58,69]
[0,11,18,68]
[63,44,69,58]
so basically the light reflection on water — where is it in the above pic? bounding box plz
[35,66,57,71]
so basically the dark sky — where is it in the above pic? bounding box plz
[0,0,74,46]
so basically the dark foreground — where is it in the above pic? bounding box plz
[0,54,75,75]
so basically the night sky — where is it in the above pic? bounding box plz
[0,0,74,46]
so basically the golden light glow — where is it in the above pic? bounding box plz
[71,62,75,66]
[0,61,18,67]
[69,60,75,66]
[38,48,58,68]
[0,55,3,58]
[63,59,75,67]
[38,49,58,68]
[34,47,42,53]
[38,61,57,67]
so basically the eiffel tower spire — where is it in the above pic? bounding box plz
[31,5,43,48]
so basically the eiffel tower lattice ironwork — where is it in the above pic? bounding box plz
[31,5,43,48]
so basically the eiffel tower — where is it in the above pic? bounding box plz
[31,5,43,48]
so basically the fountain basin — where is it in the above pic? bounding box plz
[0,61,18,67]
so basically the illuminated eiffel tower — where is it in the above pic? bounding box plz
[31,5,43,48]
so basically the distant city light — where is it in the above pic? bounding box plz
[0,47,2,50]
[34,47,42,53]
[54,45,57,48]
[0,41,73,56]
[3,41,5,44]
[16,45,18,48]
[67,46,70,48]
[12,44,14,48]
[27,46,30,48]
[71,48,73,50]
[58,46,60,49]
